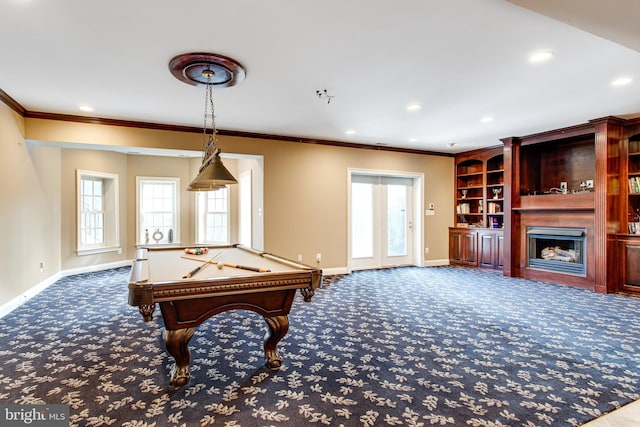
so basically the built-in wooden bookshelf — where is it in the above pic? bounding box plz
[486,154,504,229]
[451,147,503,270]
[627,135,640,235]
[455,147,504,229]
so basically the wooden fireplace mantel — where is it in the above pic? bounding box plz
[500,116,640,294]
[514,192,594,212]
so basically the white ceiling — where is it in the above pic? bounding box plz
[1,0,639,154]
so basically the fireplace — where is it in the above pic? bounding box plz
[527,227,586,276]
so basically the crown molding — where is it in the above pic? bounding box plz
[1,89,451,157]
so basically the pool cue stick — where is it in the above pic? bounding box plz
[182,253,221,278]
[222,263,271,273]
[180,253,221,264]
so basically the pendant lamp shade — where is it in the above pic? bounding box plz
[186,150,238,191]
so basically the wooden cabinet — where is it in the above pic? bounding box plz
[617,127,640,294]
[478,229,504,269]
[449,227,503,269]
[449,228,477,266]
[451,147,504,270]
[618,236,640,293]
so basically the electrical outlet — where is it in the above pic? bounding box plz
[315,253,322,263]
[39,261,45,272]
[297,254,303,262]
[425,247,430,254]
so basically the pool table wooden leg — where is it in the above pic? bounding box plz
[263,315,289,369]
[163,327,195,387]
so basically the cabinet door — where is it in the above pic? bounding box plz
[478,233,494,268]
[496,233,504,268]
[449,231,463,263]
[462,232,477,265]
[622,241,640,287]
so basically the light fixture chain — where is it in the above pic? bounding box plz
[202,74,219,162]
[208,82,217,142]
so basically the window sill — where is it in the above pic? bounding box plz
[77,246,122,256]
[136,242,182,248]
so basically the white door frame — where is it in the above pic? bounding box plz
[347,168,424,272]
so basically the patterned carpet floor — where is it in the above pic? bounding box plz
[1,266,640,426]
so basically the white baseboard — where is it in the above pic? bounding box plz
[0,260,132,319]
[61,260,132,277]
[327,259,450,276]
[0,272,62,319]
[423,258,450,267]
[321,266,349,276]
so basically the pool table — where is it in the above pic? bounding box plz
[128,244,322,386]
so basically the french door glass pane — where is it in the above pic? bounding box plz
[352,182,373,258]
[387,184,407,256]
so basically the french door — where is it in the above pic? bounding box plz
[350,174,414,270]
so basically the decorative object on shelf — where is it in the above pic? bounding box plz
[492,188,502,199]
[152,229,164,244]
[458,203,470,214]
[560,182,568,194]
[168,228,173,244]
[461,189,468,199]
[169,53,245,191]
[145,229,149,244]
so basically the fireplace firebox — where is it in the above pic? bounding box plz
[527,227,586,276]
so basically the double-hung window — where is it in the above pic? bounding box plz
[137,177,180,245]
[196,187,230,244]
[77,170,120,255]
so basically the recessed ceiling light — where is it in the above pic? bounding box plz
[409,138,417,142]
[529,50,554,63]
[79,105,93,112]
[480,116,494,123]
[611,77,633,87]
[406,103,422,111]
[447,142,456,148]
[345,129,356,135]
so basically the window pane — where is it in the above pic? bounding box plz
[138,179,179,244]
[84,179,93,196]
[198,187,229,244]
[351,182,373,258]
[387,184,407,257]
[79,177,105,246]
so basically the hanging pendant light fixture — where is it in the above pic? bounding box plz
[169,53,246,191]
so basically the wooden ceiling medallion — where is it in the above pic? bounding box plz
[168,53,246,88]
